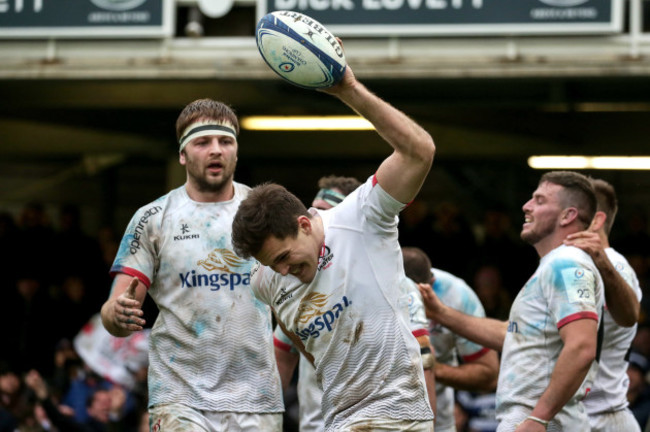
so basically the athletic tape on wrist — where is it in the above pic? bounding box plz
[421,353,435,370]
[178,121,237,152]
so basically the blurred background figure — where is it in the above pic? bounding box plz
[0,273,57,376]
[471,264,511,321]
[626,350,650,430]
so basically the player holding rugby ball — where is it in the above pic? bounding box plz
[233,37,437,431]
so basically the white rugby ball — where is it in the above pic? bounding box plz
[256,10,347,89]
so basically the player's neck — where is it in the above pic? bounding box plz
[310,211,326,247]
[184,181,235,203]
[534,230,570,258]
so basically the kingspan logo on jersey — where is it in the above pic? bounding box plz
[294,292,352,340]
[179,248,251,291]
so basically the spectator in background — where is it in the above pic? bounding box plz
[15,202,54,288]
[626,351,650,430]
[0,211,19,296]
[398,199,437,261]
[428,201,477,282]
[633,321,650,362]
[55,275,95,342]
[474,206,538,298]
[612,206,650,322]
[0,362,21,431]
[25,369,130,432]
[53,204,107,312]
[0,273,57,376]
[472,264,511,321]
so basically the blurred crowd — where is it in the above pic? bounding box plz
[0,203,155,432]
[0,199,649,432]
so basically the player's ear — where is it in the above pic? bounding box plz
[179,150,186,165]
[297,215,312,234]
[560,207,579,227]
[589,211,607,232]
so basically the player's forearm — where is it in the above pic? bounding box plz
[274,348,299,391]
[596,256,640,326]
[532,337,595,421]
[335,81,434,165]
[423,367,437,416]
[437,307,507,352]
[435,361,498,392]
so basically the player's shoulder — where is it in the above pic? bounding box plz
[433,267,483,314]
[432,267,472,293]
[545,244,594,269]
[233,181,252,198]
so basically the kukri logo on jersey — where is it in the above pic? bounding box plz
[179,248,250,291]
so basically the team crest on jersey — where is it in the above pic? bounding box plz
[615,262,624,272]
[296,292,332,324]
[197,248,248,273]
[318,245,333,271]
[574,269,585,278]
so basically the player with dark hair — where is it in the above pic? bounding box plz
[564,177,643,432]
[275,175,436,431]
[417,171,604,431]
[402,246,499,432]
[232,65,436,431]
[100,98,283,431]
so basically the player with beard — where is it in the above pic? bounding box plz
[100,99,284,431]
[417,171,604,431]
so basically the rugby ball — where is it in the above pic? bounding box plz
[256,10,347,89]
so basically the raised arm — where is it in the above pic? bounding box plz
[565,230,640,327]
[322,67,435,204]
[100,273,147,337]
[417,283,508,352]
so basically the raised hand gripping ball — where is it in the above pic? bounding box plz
[256,10,347,89]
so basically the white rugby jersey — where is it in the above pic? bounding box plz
[273,276,430,432]
[583,247,642,416]
[111,183,283,414]
[428,268,491,432]
[496,245,604,431]
[253,176,434,431]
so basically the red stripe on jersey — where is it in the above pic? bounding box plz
[372,174,378,186]
[411,328,429,338]
[274,336,293,352]
[462,347,490,363]
[557,311,599,329]
[110,266,151,289]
